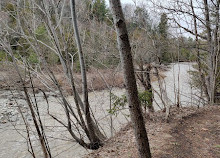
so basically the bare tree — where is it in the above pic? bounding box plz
[151,0,220,105]
[0,37,51,158]
[0,0,107,152]
[70,0,103,149]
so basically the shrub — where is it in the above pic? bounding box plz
[0,51,7,61]
[108,90,153,115]
[28,52,39,64]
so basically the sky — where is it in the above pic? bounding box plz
[105,0,193,38]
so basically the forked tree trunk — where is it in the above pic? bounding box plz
[70,0,103,149]
[109,0,152,158]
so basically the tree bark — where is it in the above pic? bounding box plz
[145,65,154,112]
[203,0,215,105]
[70,0,103,149]
[109,0,152,158]
[190,0,210,102]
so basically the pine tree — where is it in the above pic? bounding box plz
[158,13,170,63]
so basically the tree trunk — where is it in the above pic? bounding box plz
[109,1,152,158]
[70,0,103,149]
[190,0,210,102]
[203,0,215,105]
[136,62,154,112]
[213,0,219,104]
[145,65,154,112]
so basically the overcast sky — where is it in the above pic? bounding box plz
[105,0,193,38]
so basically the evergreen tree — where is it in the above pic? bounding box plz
[87,0,108,21]
[134,7,151,30]
[158,13,170,63]
[158,13,168,38]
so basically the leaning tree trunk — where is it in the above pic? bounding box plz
[109,0,152,158]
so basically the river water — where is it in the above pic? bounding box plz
[152,62,203,110]
[0,62,202,158]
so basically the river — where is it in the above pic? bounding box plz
[0,62,202,158]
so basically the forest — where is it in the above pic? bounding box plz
[0,0,219,158]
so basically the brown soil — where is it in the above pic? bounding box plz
[85,106,220,158]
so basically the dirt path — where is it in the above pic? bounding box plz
[85,106,220,158]
[169,107,220,158]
